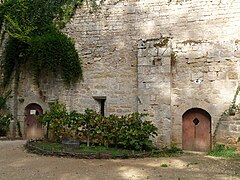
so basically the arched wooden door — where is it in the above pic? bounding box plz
[24,103,43,139]
[182,108,211,152]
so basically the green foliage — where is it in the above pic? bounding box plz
[0,114,13,136]
[208,145,240,158]
[2,37,29,87]
[30,141,143,158]
[80,109,100,146]
[29,140,183,159]
[160,164,168,167]
[112,113,158,150]
[1,0,96,37]
[0,90,11,110]
[30,27,82,84]
[38,101,68,141]
[38,102,158,150]
[0,0,105,86]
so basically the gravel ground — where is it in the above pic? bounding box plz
[0,140,239,180]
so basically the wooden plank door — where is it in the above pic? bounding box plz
[182,108,211,152]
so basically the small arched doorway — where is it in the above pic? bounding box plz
[182,108,211,152]
[24,103,43,139]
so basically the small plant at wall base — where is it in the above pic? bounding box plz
[0,0,105,87]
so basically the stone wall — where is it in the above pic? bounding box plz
[137,37,172,145]
[216,112,240,149]
[1,0,240,146]
[171,43,239,146]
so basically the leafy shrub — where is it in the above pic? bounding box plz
[113,113,158,150]
[38,102,158,150]
[0,114,13,136]
[80,109,102,146]
[38,101,68,141]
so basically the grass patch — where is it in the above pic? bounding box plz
[27,141,183,159]
[208,145,240,158]
[160,164,168,167]
[32,141,141,157]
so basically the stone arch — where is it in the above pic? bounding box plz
[20,96,48,114]
[182,108,212,152]
[17,95,48,135]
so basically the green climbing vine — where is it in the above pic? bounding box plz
[0,0,103,86]
[0,90,11,110]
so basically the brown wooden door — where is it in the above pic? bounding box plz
[182,108,211,152]
[24,103,43,139]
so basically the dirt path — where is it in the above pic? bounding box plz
[0,140,239,180]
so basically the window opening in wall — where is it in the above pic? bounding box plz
[100,99,105,116]
[93,96,106,116]
[193,118,200,126]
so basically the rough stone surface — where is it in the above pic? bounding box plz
[1,0,240,147]
[216,112,240,148]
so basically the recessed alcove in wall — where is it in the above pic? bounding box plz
[93,96,106,116]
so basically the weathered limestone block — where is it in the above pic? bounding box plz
[207,72,217,81]
[228,71,238,80]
